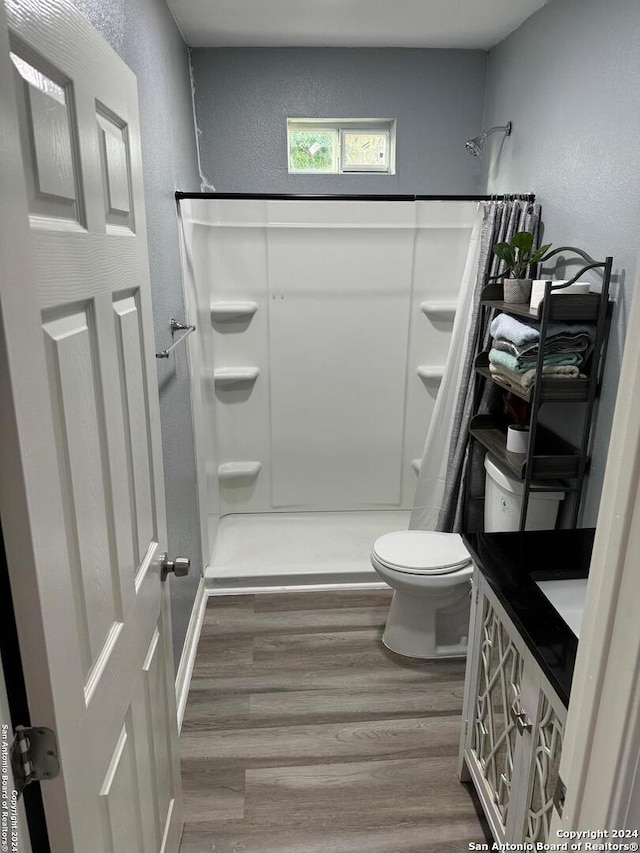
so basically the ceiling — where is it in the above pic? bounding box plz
[168,0,549,49]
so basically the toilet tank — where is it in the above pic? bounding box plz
[484,454,565,532]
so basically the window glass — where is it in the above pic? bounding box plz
[288,129,338,173]
[342,131,389,171]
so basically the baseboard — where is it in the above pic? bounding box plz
[207,581,387,595]
[206,568,381,590]
[175,576,208,734]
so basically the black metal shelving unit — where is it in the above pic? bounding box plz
[467,246,613,530]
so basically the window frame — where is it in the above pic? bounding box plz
[287,118,396,176]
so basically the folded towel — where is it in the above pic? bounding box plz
[543,321,596,339]
[493,333,594,360]
[489,362,582,391]
[489,347,583,374]
[490,314,539,346]
[490,313,596,346]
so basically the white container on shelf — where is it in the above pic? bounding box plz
[484,453,565,532]
[506,425,530,453]
[529,280,590,311]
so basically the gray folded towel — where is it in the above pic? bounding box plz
[493,334,594,360]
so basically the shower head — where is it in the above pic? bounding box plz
[465,122,512,156]
[465,136,484,157]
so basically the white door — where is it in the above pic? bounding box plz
[0,1,184,851]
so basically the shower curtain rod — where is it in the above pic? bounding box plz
[175,192,536,202]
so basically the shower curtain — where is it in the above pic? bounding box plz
[410,198,541,532]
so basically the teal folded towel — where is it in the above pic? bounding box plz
[489,348,583,374]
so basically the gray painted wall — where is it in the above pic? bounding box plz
[68,0,202,670]
[190,47,487,194]
[481,0,640,525]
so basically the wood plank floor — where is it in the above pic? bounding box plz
[179,589,490,853]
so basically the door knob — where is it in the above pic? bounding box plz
[160,553,190,582]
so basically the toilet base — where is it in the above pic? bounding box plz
[381,586,470,659]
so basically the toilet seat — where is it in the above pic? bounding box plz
[372,531,471,576]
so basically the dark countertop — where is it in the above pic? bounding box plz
[462,528,595,707]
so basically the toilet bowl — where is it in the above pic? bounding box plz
[371,531,473,659]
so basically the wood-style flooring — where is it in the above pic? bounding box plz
[178,589,490,853]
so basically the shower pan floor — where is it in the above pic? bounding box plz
[206,510,411,591]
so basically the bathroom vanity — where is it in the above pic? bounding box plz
[458,529,595,845]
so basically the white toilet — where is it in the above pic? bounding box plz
[370,531,473,659]
[371,452,567,659]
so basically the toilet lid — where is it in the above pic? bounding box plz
[372,531,471,575]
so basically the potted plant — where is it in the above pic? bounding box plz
[493,232,552,303]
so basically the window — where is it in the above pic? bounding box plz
[287,119,396,175]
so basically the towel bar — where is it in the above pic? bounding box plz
[156,318,196,359]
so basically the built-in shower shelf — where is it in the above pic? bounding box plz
[210,301,258,321]
[420,301,457,318]
[411,458,422,475]
[218,461,262,480]
[214,367,260,386]
[416,365,445,381]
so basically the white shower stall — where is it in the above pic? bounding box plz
[179,197,477,589]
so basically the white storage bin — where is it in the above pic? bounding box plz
[484,454,565,532]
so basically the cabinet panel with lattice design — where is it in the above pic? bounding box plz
[472,596,525,831]
[459,568,567,845]
[520,681,566,844]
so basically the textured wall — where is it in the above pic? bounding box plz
[481,0,640,525]
[190,47,487,194]
[68,0,202,671]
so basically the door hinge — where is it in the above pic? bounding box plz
[10,726,60,798]
[553,774,567,817]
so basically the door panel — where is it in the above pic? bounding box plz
[145,628,174,840]
[0,2,183,850]
[96,107,134,229]
[113,292,156,564]
[43,306,121,680]
[100,722,145,851]
[11,48,82,224]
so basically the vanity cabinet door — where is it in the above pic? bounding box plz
[460,569,568,845]
[462,575,531,842]
[519,672,567,845]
